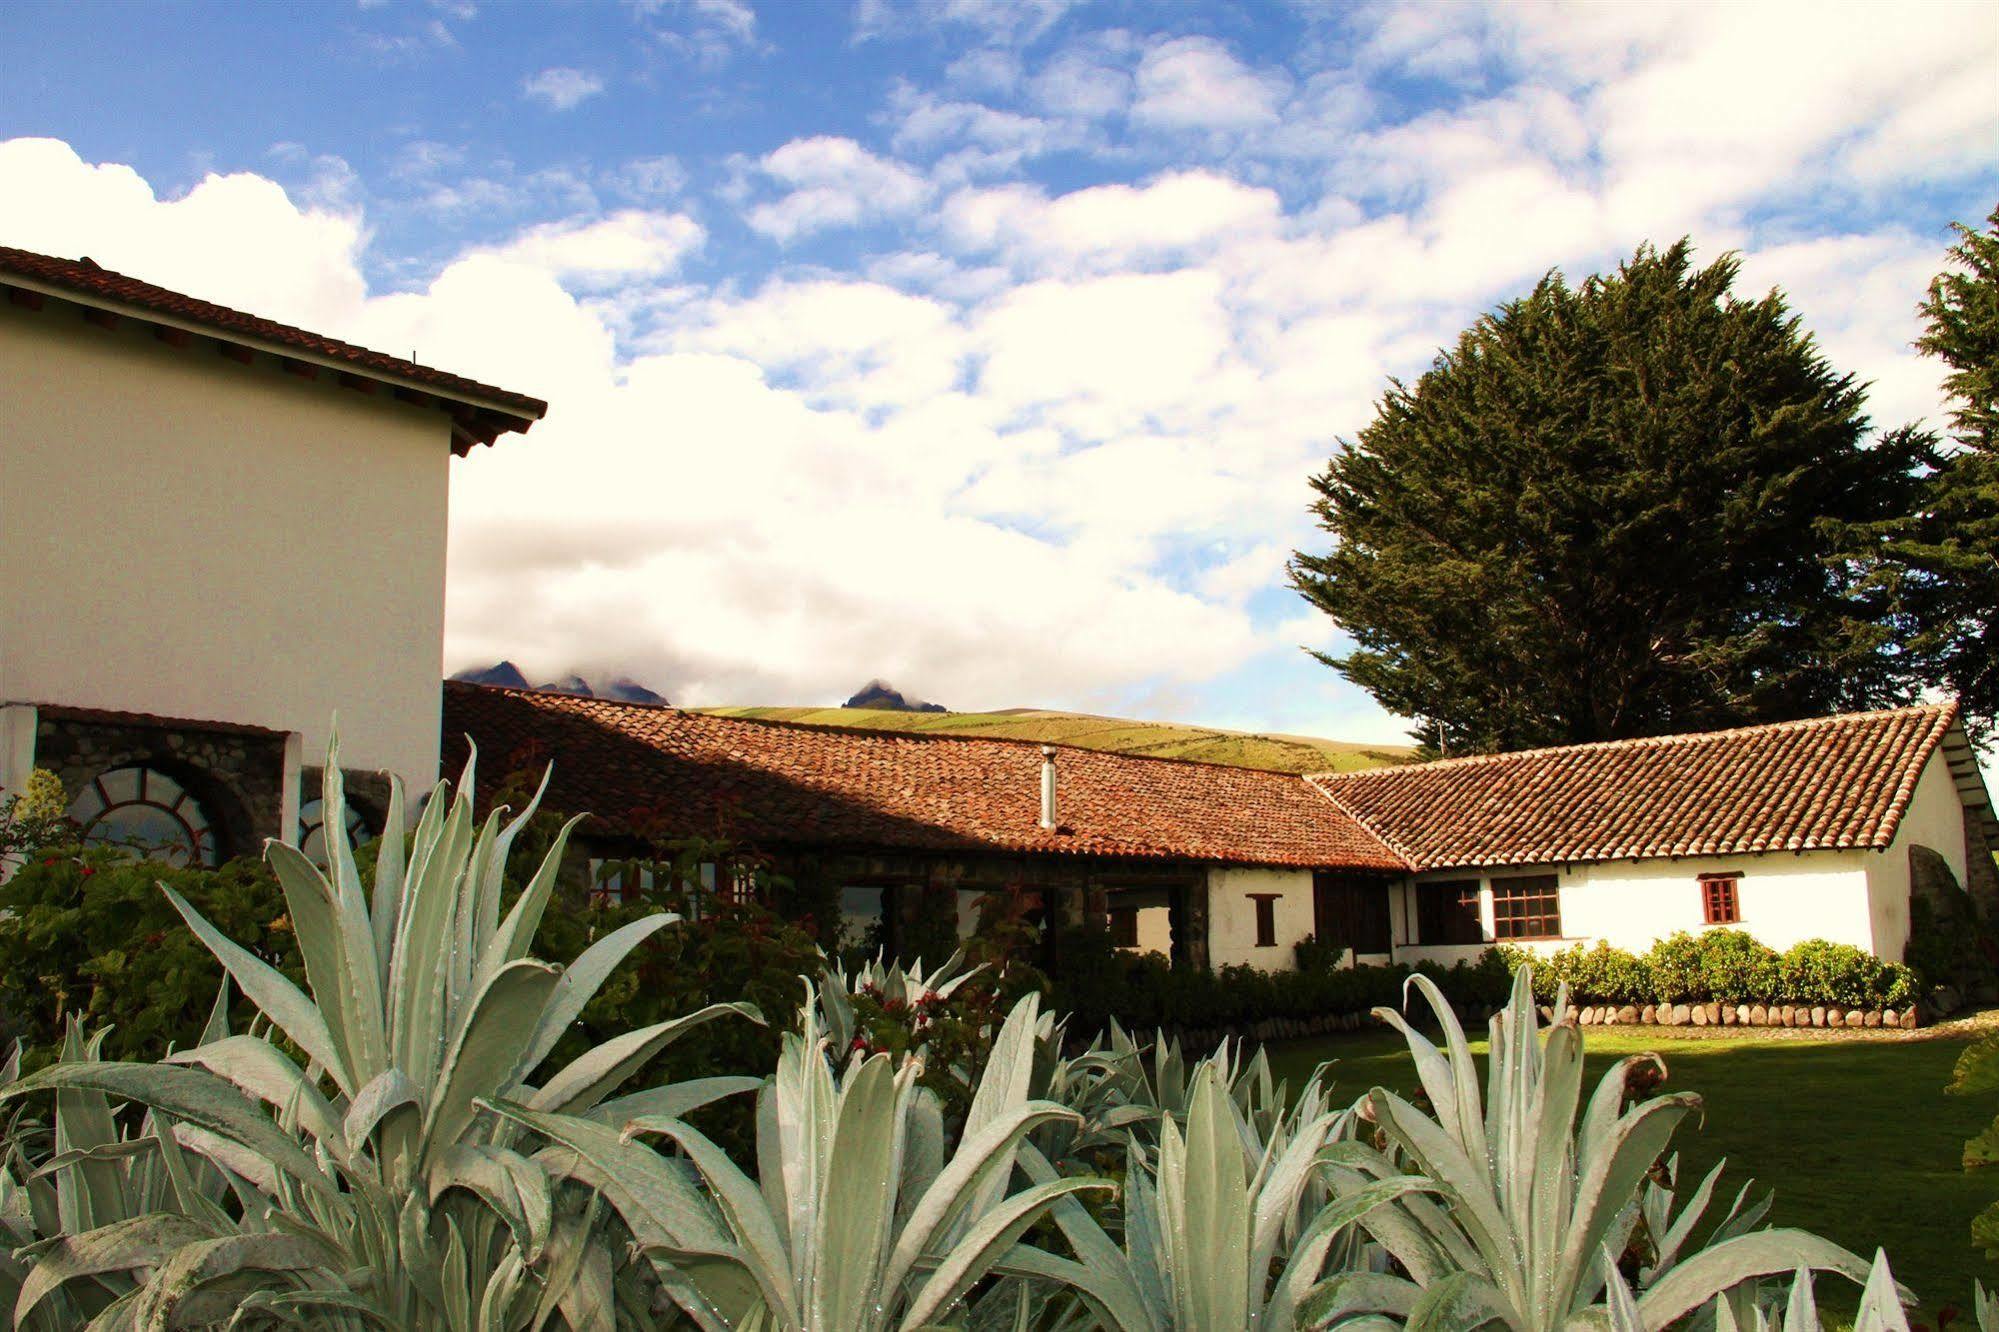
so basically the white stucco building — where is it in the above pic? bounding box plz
[0,246,542,865]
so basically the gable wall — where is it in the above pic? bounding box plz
[0,299,452,795]
[1866,748,1974,961]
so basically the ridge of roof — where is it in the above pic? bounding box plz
[1298,773,1415,870]
[440,678,1321,778]
[1306,700,1958,784]
[0,246,547,426]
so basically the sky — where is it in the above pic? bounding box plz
[1,0,1995,746]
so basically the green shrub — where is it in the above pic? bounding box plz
[1780,939,1917,1009]
[1693,928,1784,1003]
[0,844,303,1068]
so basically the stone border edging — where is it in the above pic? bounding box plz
[1560,1001,1920,1030]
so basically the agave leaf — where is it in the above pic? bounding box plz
[810,1056,906,1331]
[1853,1250,1912,1332]
[881,1101,1082,1302]
[370,775,408,986]
[482,1099,729,1252]
[389,767,476,1089]
[345,1068,422,1161]
[483,810,588,979]
[1635,1231,1875,1330]
[1405,1269,1513,1332]
[2,1063,333,1199]
[531,1002,760,1118]
[268,837,389,1092]
[1270,1175,1438,1327]
[623,1113,800,1328]
[1163,1064,1251,1331]
[424,960,563,1153]
[164,1037,344,1155]
[897,1177,1113,1332]
[1556,1092,1703,1304]
[519,913,681,1074]
[14,1213,212,1325]
[1295,1271,1423,1330]
[160,886,352,1097]
[588,1076,764,1127]
[122,1231,337,1326]
[1371,1089,1514,1280]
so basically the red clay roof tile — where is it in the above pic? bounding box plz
[1308,702,1961,870]
[440,681,1408,870]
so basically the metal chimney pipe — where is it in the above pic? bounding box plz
[1039,745,1057,829]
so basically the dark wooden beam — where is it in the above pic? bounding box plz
[337,372,373,394]
[81,308,119,331]
[281,359,318,381]
[152,325,189,348]
[217,342,253,365]
[4,287,43,311]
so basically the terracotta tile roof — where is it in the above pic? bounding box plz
[0,247,545,449]
[440,681,1407,870]
[1309,702,1964,871]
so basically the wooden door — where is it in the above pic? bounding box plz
[1313,871,1393,956]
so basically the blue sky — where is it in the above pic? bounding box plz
[3,0,1995,743]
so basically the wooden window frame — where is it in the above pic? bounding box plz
[1249,893,1281,948]
[1490,873,1562,941]
[1700,872,1741,925]
[1416,878,1484,945]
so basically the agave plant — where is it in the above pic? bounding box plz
[1299,965,1875,1331]
[0,742,758,1327]
[1604,1250,1914,1332]
[494,990,1109,1332]
[1006,1059,1418,1332]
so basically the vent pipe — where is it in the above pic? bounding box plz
[1039,745,1058,829]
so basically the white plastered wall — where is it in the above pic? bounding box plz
[1865,747,1974,962]
[1391,850,1881,965]
[0,301,454,798]
[1205,866,1314,971]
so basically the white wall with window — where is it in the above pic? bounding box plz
[1391,852,1883,966]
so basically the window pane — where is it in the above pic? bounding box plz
[1490,874,1560,940]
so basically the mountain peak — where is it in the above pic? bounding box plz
[844,679,946,713]
[449,662,668,706]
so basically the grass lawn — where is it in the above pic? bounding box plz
[1261,1021,1996,1312]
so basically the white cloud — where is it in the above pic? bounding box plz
[480,209,705,282]
[521,67,606,111]
[943,170,1282,271]
[746,136,933,241]
[1130,36,1289,131]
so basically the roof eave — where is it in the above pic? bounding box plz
[1,274,546,449]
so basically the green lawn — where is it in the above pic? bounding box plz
[1262,1023,1995,1312]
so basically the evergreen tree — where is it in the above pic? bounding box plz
[1858,208,1999,741]
[1290,240,1928,754]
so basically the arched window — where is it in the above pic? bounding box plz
[299,796,376,865]
[68,766,218,867]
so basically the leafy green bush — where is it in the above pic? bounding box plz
[1781,939,1918,1008]
[1498,931,1917,1010]
[0,844,303,1067]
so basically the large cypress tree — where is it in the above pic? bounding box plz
[1290,240,1928,754]
[1855,208,1999,741]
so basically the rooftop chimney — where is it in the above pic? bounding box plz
[1039,745,1058,830]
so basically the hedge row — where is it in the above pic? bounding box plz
[1502,931,1919,1010]
[1051,944,1516,1035]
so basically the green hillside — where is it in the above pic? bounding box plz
[693,705,1414,773]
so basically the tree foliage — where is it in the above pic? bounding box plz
[1291,240,1928,753]
[1853,207,1999,740]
